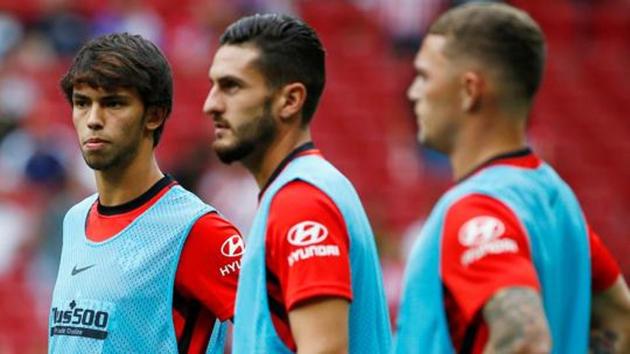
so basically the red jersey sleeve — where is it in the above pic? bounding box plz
[266,180,352,311]
[441,194,540,350]
[175,212,243,321]
[588,226,621,292]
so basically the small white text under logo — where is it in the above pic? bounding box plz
[461,239,518,266]
[287,245,340,267]
[219,260,241,276]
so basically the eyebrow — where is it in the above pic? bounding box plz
[72,93,90,101]
[72,92,131,101]
[101,94,130,101]
[215,74,247,86]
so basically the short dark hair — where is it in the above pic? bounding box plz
[429,3,546,103]
[220,14,325,125]
[60,33,173,146]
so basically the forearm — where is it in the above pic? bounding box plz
[483,286,551,354]
[590,276,630,354]
[290,297,349,354]
[589,326,626,354]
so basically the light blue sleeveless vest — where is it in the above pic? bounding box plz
[49,186,227,354]
[233,155,392,353]
[393,162,591,354]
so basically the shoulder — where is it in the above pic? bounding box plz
[65,193,98,218]
[73,193,99,210]
[282,156,351,190]
[184,212,244,263]
[442,193,522,237]
[167,185,214,210]
[444,193,518,229]
[266,180,348,251]
[272,180,335,207]
[440,194,540,324]
[194,211,238,227]
[269,180,344,225]
[264,180,353,310]
[441,193,528,266]
[177,212,242,320]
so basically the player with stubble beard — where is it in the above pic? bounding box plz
[49,33,243,354]
[204,14,392,354]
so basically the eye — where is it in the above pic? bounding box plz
[73,99,89,109]
[104,100,125,108]
[224,83,239,93]
[219,78,241,94]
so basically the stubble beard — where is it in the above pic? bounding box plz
[213,100,277,164]
[81,117,145,172]
[82,141,141,171]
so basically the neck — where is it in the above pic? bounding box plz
[450,113,527,181]
[243,127,311,188]
[94,146,164,206]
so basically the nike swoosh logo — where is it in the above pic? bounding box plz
[71,264,96,276]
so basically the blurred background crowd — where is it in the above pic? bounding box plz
[0,0,628,352]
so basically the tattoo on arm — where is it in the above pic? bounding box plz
[589,327,618,354]
[589,276,630,354]
[483,287,551,354]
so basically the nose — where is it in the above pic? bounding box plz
[86,104,104,130]
[407,78,421,102]
[202,86,225,120]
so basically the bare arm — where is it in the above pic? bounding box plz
[590,276,630,354]
[482,286,551,354]
[288,297,349,354]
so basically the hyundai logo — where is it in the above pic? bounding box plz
[287,221,329,246]
[221,235,245,257]
[458,216,506,247]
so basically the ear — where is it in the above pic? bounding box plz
[145,106,167,132]
[461,71,484,113]
[277,82,307,122]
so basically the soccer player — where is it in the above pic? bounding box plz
[49,33,242,354]
[203,14,391,353]
[395,3,630,354]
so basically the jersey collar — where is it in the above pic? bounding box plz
[258,142,318,200]
[96,175,175,215]
[457,147,541,183]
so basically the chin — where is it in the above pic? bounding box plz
[213,143,253,164]
[85,158,112,171]
[212,143,234,163]
[419,136,440,152]
[418,133,430,147]
[82,149,134,171]
[215,151,239,164]
[211,138,227,150]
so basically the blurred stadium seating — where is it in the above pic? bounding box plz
[0,0,628,352]
[512,0,630,272]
